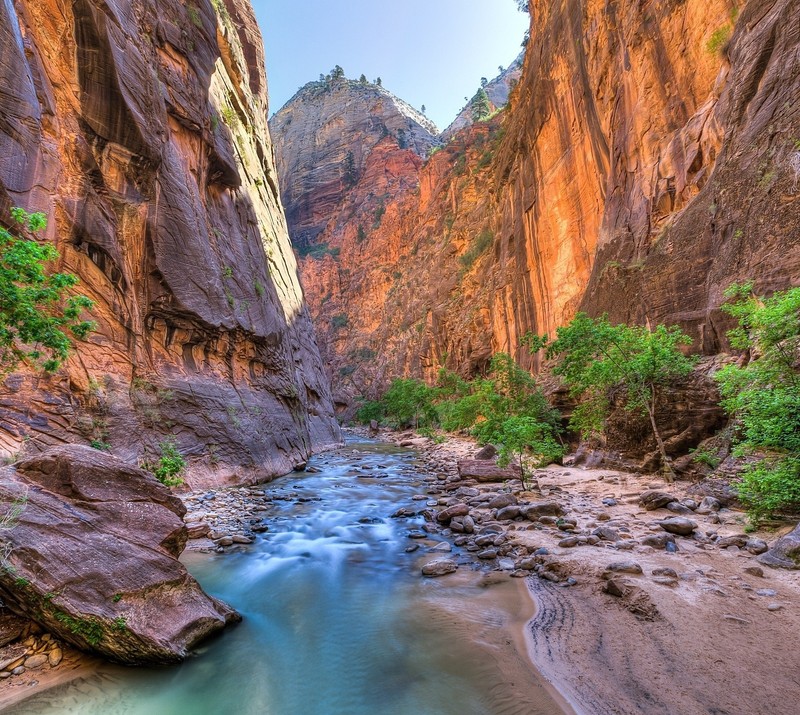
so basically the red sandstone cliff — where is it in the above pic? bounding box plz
[273,0,799,412]
[0,0,341,485]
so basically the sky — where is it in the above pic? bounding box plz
[252,0,529,131]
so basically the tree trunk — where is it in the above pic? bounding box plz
[645,394,675,481]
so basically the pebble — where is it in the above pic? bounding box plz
[767,603,783,612]
[605,561,643,575]
[756,588,777,597]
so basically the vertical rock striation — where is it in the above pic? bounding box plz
[0,0,341,485]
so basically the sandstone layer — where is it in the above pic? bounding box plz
[0,446,239,665]
[273,0,799,418]
[0,0,341,487]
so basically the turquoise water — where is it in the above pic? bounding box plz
[7,439,563,715]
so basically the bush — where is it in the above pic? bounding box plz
[0,208,94,372]
[144,438,186,487]
[381,378,438,428]
[355,400,384,424]
[495,416,565,489]
[459,228,494,272]
[715,283,800,521]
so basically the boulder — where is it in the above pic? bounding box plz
[640,533,677,550]
[758,523,800,569]
[487,494,517,510]
[0,446,240,665]
[523,501,564,519]
[656,517,697,536]
[495,505,521,521]
[436,503,470,524]
[421,559,458,577]
[457,460,522,482]
[474,444,498,460]
[639,491,678,510]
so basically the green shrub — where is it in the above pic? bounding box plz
[715,283,800,522]
[706,25,732,55]
[459,228,494,272]
[0,208,94,372]
[143,438,186,487]
[331,314,348,329]
[355,400,384,424]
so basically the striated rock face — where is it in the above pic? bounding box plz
[273,0,799,420]
[0,0,341,485]
[270,77,439,250]
[0,446,240,664]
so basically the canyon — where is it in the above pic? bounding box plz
[273,0,800,415]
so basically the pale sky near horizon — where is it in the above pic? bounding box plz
[253,1,529,131]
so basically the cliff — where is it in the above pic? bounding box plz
[269,77,439,250]
[274,0,799,412]
[0,0,341,486]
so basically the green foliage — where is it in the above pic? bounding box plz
[690,447,721,468]
[297,242,340,260]
[459,228,494,272]
[53,610,104,646]
[355,400,384,424]
[707,25,732,55]
[380,378,438,429]
[715,284,800,521]
[90,439,111,452]
[0,208,94,373]
[470,87,492,122]
[356,225,367,243]
[373,204,386,229]
[496,416,564,489]
[143,438,186,487]
[331,314,348,329]
[253,280,265,298]
[187,5,203,28]
[112,616,128,632]
[343,151,358,188]
[542,313,695,474]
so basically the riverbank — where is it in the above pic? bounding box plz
[391,428,800,714]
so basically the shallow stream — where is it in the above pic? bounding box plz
[8,438,565,715]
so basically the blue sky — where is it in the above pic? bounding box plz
[253,0,529,131]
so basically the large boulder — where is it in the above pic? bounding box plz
[457,459,522,482]
[0,446,239,665]
[758,523,800,569]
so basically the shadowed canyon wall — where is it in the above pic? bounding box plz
[0,0,341,485]
[273,0,799,412]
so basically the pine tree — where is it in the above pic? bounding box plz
[470,87,492,122]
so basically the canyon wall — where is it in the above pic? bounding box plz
[274,0,799,412]
[0,0,341,485]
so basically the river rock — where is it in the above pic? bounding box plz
[639,491,678,510]
[657,517,697,536]
[457,460,522,482]
[0,447,240,665]
[592,526,620,542]
[605,561,643,575]
[696,496,722,514]
[421,559,458,577]
[186,523,211,539]
[474,444,498,460]
[436,503,470,524]
[496,505,521,521]
[487,494,517,509]
[758,523,800,569]
[478,548,498,560]
[746,538,769,555]
[24,653,48,670]
[523,501,564,519]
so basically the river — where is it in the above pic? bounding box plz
[7,438,567,715]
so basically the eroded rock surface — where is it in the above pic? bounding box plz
[0,0,340,485]
[0,446,239,665]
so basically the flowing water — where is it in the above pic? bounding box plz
[7,438,567,715]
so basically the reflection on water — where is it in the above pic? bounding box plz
[6,439,564,715]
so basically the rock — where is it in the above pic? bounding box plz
[231,535,254,544]
[639,491,678,510]
[487,494,517,509]
[745,538,769,555]
[462,515,476,534]
[456,460,522,482]
[756,588,778,597]
[0,612,26,648]
[657,517,697,536]
[24,653,48,670]
[601,498,618,507]
[605,561,643,575]
[744,566,765,578]
[477,548,498,560]
[186,523,211,539]
[666,501,693,515]
[604,579,627,597]
[592,526,620,542]
[430,542,452,552]
[436,503,470,524]
[474,444,498,460]
[652,567,678,578]
[421,559,458,577]
[696,496,722,515]
[640,533,676,550]
[717,534,749,549]
[558,537,581,548]
[652,576,678,587]
[0,645,27,671]
[767,603,783,612]
[0,447,240,665]
[523,502,564,519]
[496,505,521,521]
[48,648,63,667]
[215,536,234,547]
